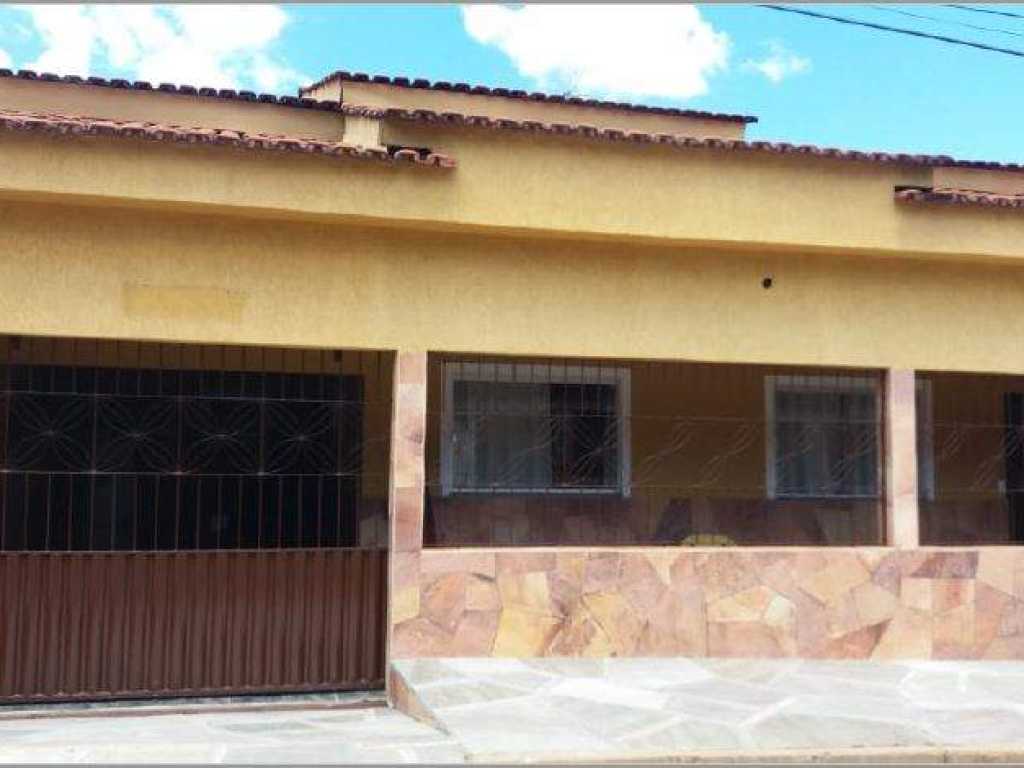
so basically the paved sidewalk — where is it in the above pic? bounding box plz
[0,701,464,764]
[6,659,1024,763]
[392,657,1024,763]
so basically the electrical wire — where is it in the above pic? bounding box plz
[944,4,1024,21]
[868,4,1024,40]
[757,4,1024,58]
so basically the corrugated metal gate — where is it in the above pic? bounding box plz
[0,550,386,701]
[0,339,391,702]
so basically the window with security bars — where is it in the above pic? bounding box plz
[426,355,886,547]
[0,361,367,551]
[441,362,629,495]
[766,375,881,498]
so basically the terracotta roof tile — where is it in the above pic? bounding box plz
[348,105,1024,174]
[895,186,1024,209]
[302,70,757,124]
[5,67,1022,177]
[0,68,338,111]
[0,109,456,168]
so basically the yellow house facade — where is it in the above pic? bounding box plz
[2,69,1024,706]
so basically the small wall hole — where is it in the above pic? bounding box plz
[762,276,774,289]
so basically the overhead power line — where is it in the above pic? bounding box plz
[868,4,1024,40]
[944,4,1024,21]
[757,4,1024,59]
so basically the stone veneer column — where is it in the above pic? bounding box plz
[387,351,427,670]
[885,368,919,548]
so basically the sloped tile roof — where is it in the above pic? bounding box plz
[303,70,758,124]
[0,109,456,168]
[0,68,335,111]
[348,105,1024,174]
[896,186,1024,209]
[4,68,1022,178]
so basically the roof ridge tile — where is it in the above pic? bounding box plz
[301,69,757,124]
[0,68,345,112]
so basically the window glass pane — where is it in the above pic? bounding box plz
[451,378,619,491]
[550,383,618,488]
[452,380,553,489]
[775,385,877,497]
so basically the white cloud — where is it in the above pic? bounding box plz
[743,41,810,84]
[13,4,305,92]
[19,5,96,75]
[461,4,729,101]
[0,48,11,70]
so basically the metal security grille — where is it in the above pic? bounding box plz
[0,339,392,552]
[918,371,1024,545]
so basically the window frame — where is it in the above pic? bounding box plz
[764,374,882,500]
[441,361,631,497]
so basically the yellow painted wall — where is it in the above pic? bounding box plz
[0,79,345,141]
[4,199,1024,375]
[322,80,748,139]
[933,167,1024,196]
[3,127,1024,264]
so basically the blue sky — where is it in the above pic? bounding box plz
[1,4,1022,162]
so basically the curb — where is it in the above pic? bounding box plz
[466,744,1024,764]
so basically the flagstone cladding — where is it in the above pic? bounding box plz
[391,548,1024,661]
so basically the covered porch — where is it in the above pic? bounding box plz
[423,354,888,549]
[385,351,1024,672]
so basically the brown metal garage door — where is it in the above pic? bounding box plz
[0,340,391,702]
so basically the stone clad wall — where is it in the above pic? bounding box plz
[386,358,1015,663]
[388,352,428,660]
[390,547,1024,660]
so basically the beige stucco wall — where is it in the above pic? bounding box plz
[0,78,345,141]
[4,129,1024,264]
[932,167,1024,196]
[310,80,749,140]
[3,199,1024,375]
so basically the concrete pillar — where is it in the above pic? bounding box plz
[885,368,919,548]
[386,351,427,671]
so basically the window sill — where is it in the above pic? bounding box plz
[769,494,880,501]
[443,487,625,497]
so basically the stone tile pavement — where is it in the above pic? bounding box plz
[6,659,1024,763]
[0,700,464,764]
[392,657,1024,763]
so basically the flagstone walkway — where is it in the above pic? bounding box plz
[0,697,462,764]
[5,659,1024,763]
[392,657,1024,763]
